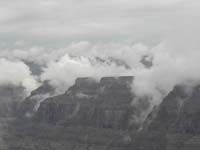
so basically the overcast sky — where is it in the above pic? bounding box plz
[0,0,198,48]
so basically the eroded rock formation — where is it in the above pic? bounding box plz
[37,76,134,129]
[132,85,200,150]
[3,76,200,150]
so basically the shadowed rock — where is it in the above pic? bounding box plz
[18,80,55,118]
[0,85,26,117]
[132,85,200,150]
[4,76,134,150]
[37,76,134,130]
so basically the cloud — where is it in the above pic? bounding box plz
[2,33,200,106]
[0,46,66,65]
[41,53,132,92]
[0,58,38,93]
[34,30,200,124]
[131,36,200,124]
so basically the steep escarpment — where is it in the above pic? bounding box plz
[133,85,200,150]
[0,85,26,117]
[4,76,134,150]
[37,76,134,129]
[19,80,55,118]
[6,76,200,150]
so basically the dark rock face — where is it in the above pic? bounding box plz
[7,76,200,150]
[133,85,200,150]
[3,76,134,150]
[140,55,153,69]
[37,76,134,130]
[19,80,55,118]
[95,57,131,69]
[0,85,26,117]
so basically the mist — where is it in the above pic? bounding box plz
[0,58,38,94]
[1,36,200,114]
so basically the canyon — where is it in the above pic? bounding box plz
[0,76,200,150]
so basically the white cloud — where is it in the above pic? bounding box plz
[0,58,38,92]
[41,53,132,92]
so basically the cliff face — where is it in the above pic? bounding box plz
[37,76,134,129]
[18,80,55,118]
[3,76,134,150]
[133,85,200,150]
[0,85,25,117]
[6,76,200,150]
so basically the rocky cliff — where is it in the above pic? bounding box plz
[19,80,55,118]
[132,85,200,150]
[3,77,200,150]
[0,85,26,117]
[36,76,134,129]
[3,76,135,150]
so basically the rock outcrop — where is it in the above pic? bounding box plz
[37,76,134,129]
[19,80,55,118]
[132,85,200,150]
[4,76,134,150]
[0,85,26,117]
[5,76,200,150]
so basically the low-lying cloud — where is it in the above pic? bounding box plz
[1,37,200,104]
[0,58,38,93]
[0,33,200,125]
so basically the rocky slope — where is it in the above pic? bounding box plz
[4,76,135,150]
[2,77,200,150]
[132,85,200,150]
[19,80,56,118]
[0,85,26,117]
[36,76,134,129]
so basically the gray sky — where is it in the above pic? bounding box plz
[0,0,198,47]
